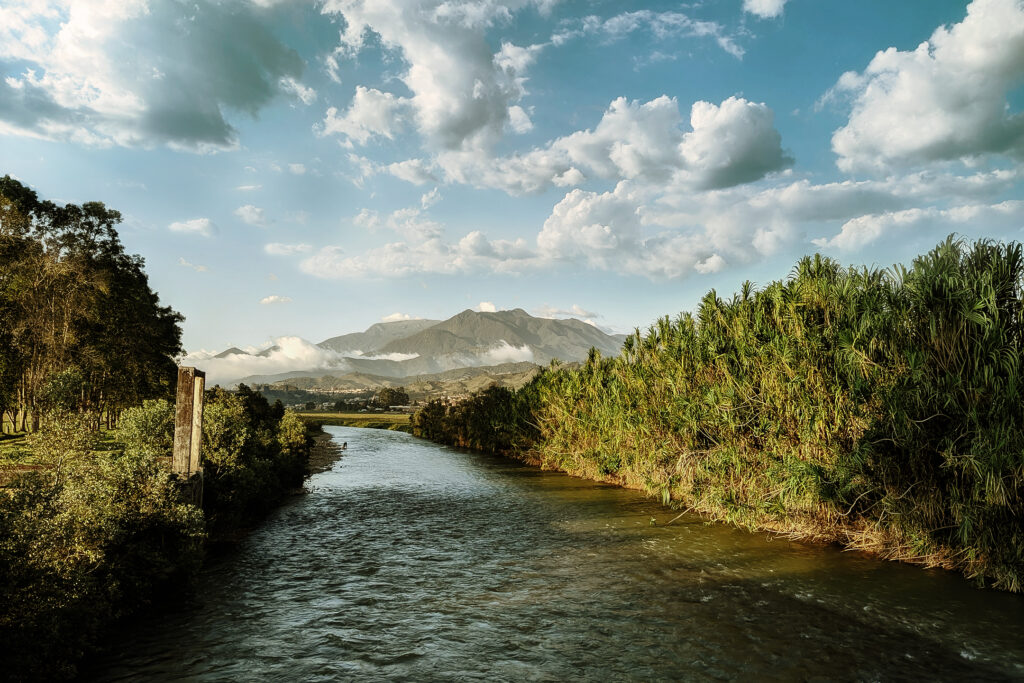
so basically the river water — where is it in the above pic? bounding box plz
[86,426,1024,681]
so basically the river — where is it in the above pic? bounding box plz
[85,426,1024,681]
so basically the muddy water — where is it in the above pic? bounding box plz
[86,426,1024,681]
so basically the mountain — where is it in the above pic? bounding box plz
[212,309,626,387]
[378,308,625,363]
[318,319,440,354]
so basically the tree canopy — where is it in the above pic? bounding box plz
[0,175,183,430]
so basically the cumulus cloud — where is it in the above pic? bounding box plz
[438,95,791,194]
[386,158,439,185]
[477,301,497,312]
[678,97,793,189]
[552,10,744,58]
[303,163,1024,283]
[0,1,306,150]
[318,86,411,147]
[813,200,1024,251]
[321,0,548,152]
[288,163,306,175]
[169,218,216,237]
[265,242,312,255]
[743,0,789,19]
[235,204,268,227]
[260,295,293,304]
[826,0,1024,172]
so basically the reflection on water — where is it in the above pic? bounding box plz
[85,426,1024,681]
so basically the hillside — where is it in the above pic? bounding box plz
[261,362,540,401]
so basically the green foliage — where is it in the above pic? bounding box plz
[373,386,410,408]
[0,386,316,678]
[277,411,311,458]
[0,415,204,680]
[414,237,1024,591]
[201,387,310,530]
[117,399,175,460]
[0,175,183,434]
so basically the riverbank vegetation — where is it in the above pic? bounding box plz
[413,237,1024,592]
[0,178,316,679]
[300,411,412,432]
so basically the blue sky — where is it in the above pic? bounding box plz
[3,0,1023,360]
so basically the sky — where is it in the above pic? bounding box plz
[3,0,1024,357]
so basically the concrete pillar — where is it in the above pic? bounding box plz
[173,367,205,505]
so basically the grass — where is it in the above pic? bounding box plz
[297,411,412,432]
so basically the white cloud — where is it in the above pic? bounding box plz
[304,162,1024,283]
[288,163,306,175]
[265,242,313,255]
[235,204,268,227]
[743,0,789,19]
[814,200,1024,251]
[183,336,351,385]
[317,86,411,147]
[507,105,533,134]
[359,351,420,361]
[826,0,1024,172]
[420,187,442,208]
[438,95,791,195]
[482,340,534,364]
[177,257,209,272]
[552,10,744,59]
[533,304,599,319]
[300,230,536,279]
[0,1,306,150]
[678,97,792,189]
[260,295,293,305]
[381,312,418,322]
[279,76,317,105]
[236,184,262,191]
[169,218,216,237]
[386,158,438,185]
[320,1,547,152]
[353,205,442,241]
[477,301,497,312]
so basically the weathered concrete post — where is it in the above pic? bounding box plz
[173,366,205,505]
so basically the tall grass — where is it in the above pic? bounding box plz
[414,237,1024,591]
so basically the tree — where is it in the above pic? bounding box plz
[0,176,183,430]
[372,386,410,409]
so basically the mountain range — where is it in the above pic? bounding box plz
[202,309,626,387]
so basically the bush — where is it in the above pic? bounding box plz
[118,399,175,460]
[0,415,204,679]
